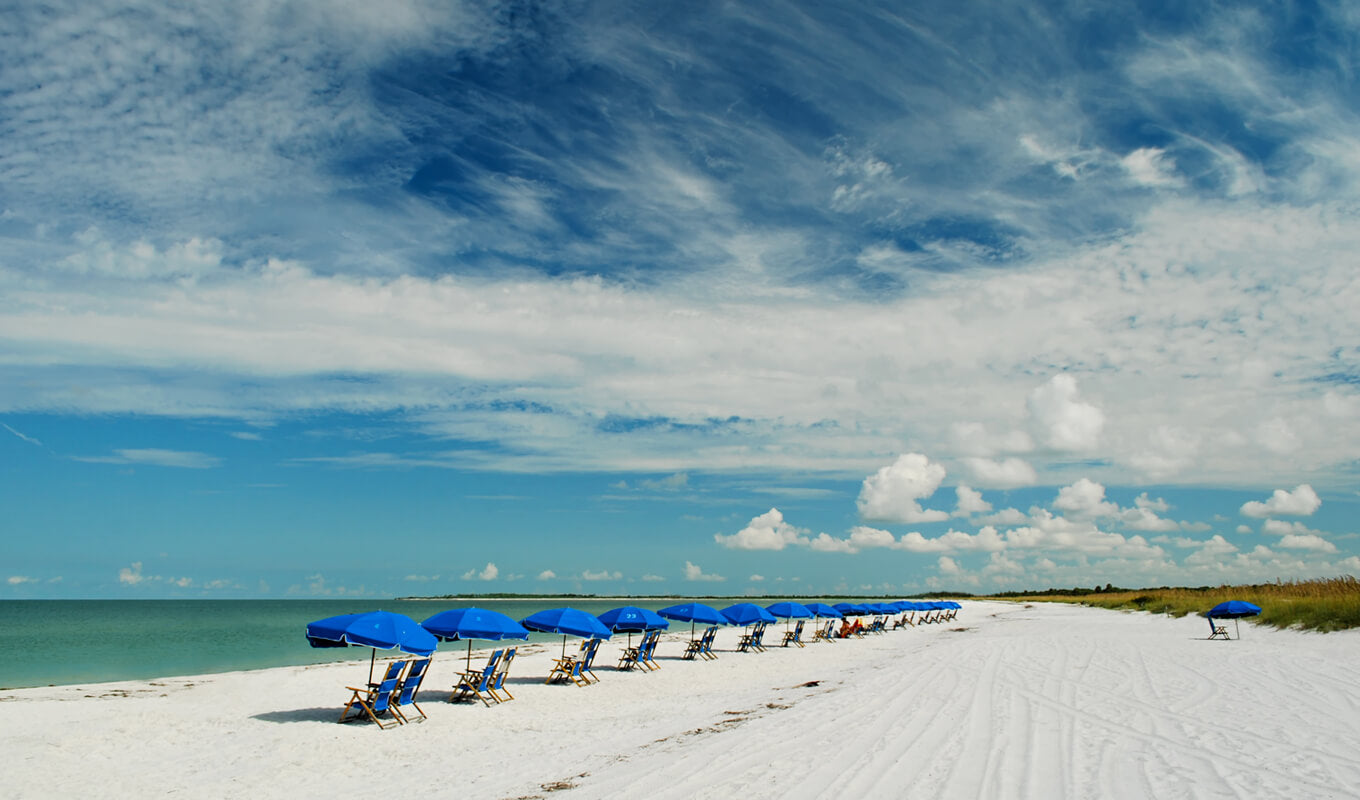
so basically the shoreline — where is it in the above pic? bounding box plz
[7,601,1360,798]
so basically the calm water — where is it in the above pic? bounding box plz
[0,597,847,689]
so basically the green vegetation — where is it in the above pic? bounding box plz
[990,576,1360,632]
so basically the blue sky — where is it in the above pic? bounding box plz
[3,0,1358,598]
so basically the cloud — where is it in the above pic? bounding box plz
[683,561,724,582]
[640,574,664,582]
[937,556,961,575]
[1053,478,1120,517]
[75,449,221,469]
[7,575,37,585]
[963,457,1037,488]
[1028,375,1104,452]
[715,508,809,551]
[1240,485,1322,518]
[230,431,263,441]
[1121,147,1182,188]
[463,562,498,581]
[581,569,622,581]
[537,570,557,581]
[119,562,145,585]
[2,423,42,446]
[1276,534,1338,553]
[639,473,689,491]
[749,574,765,582]
[856,454,949,523]
[953,486,992,516]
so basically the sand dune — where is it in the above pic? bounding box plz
[4,601,1358,799]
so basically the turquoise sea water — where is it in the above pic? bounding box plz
[0,597,846,689]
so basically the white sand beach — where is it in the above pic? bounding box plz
[5,601,1359,799]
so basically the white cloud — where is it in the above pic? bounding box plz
[856,453,949,523]
[2,423,42,446]
[749,574,765,582]
[683,561,724,582]
[1241,485,1322,518]
[715,508,809,551]
[937,556,961,575]
[1053,478,1120,517]
[1276,534,1337,553]
[537,570,557,581]
[640,574,665,582]
[118,562,145,585]
[639,472,689,491]
[7,575,37,585]
[953,486,992,516]
[963,457,1038,488]
[1121,147,1182,188]
[463,562,498,581]
[75,449,221,469]
[1027,375,1104,452]
[580,569,622,581]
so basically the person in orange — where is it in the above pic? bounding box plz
[838,619,854,638]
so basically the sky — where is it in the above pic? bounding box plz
[3,0,1359,599]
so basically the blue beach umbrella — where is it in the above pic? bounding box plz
[598,606,670,647]
[305,610,438,683]
[765,601,813,619]
[658,602,728,637]
[833,602,868,616]
[1207,600,1262,639]
[805,602,843,619]
[721,602,778,627]
[421,607,530,671]
[521,607,612,658]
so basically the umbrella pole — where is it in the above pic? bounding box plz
[466,640,473,672]
[368,649,376,685]
[1235,618,1241,640]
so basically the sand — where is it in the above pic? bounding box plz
[4,601,1359,799]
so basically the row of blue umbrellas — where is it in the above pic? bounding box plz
[305,599,959,678]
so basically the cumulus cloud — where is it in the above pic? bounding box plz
[963,457,1037,488]
[856,454,949,523]
[683,561,724,582]
[639,473,689,491]
[715,508,809,550]
[1276,534,1338,553]
[953,486,992,516]
[937,556,961,575]
[537,570,557,581]
[580,569,622,581]
[1027,375,1104,451]
[119,562,145,585]
[1053,478,1120,517]
[463,562,498,581]
[7,575,37,585]
[1240,485,1321,518]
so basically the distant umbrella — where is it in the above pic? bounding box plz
[421,607,529,671]
[805,602,843,619]
[305,610,437,683]
[722,602,778,627]
[765,601,813,619]
[521,607,611,658]
[1207,600,1262,639]
[598,606,669,648]
[658,602,727,637]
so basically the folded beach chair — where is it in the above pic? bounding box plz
[751,621,769,652]
[782,620,806,648]
[391,657,431,722]
[489,647,517,701]
[581,638,604,683]
[639,629,661,670]
[452,648,503,706]
[340,660,407,728]
[1208,617,1230,640]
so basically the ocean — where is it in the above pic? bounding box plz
[0,597,850,689]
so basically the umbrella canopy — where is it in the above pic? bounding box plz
[520,607,612,639]
[306,610,437,655]
[1208,600,1262,618]
[721,602,777,626]
[305,610,437,684]
[597,606,670,632]
[805,602,844,618]
[422,607,530,642]
[657,602,727,627]
[833,602,868,616]
[765,601,813,619]
[422,607,530,671]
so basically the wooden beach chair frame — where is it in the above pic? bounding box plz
[452,649,503,706]
[489,647,517,701]
[392,657,431,722]
[340,660,407,728]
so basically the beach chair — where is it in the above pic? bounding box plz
[737,626,756,652]
[812,620,835,643]
[340,661,406,728]
[489,647,517,701]
[547,641,591,686]
[699,626,719,660]
[1208,617,1230,640]
[751,621,769,652]
[452,648,503,706]
[391,657,431,722]
[617,639,641,670]
[683,632,704,660]
[581,638,604,683]
[639,629,661,670]
[782,620,806,647]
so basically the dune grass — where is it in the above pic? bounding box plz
[998,576,1360,632]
